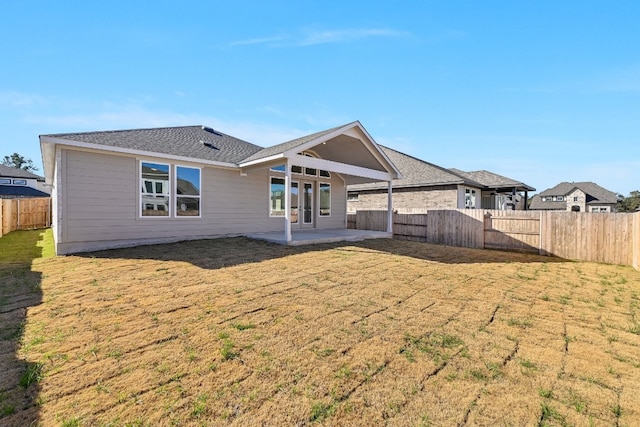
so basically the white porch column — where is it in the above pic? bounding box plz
[387,181,393,233]
[284,159,292,242]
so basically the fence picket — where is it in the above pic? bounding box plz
[352,209,639,270]
[1,198,52,236]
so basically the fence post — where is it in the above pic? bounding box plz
[483,212,491,249]
[538,210,543,255]
[3,199,13,234]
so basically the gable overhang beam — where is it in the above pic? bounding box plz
[241,154,395,182]
[289,155,395,182]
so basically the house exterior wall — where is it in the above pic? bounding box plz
[588,204,616,213]
[457,185,485,209]
[480,191,526,210]
[36,180,51,194]
[55,148,347,254]
[348,185,458,213]
[566,189,586,212]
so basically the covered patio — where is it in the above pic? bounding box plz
[245,228,392,246]
[239,121,402,244]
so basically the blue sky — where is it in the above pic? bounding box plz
[2,1,638,196]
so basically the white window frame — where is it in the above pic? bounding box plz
[174,165,202,219]
[269,176,286,218]
[465,188,477,209]
[319,182,331,217]
[303,152,318,176]
[291,180,299,224]
[12,179,27,185]
[140,160,171,218]
[0,178,10,185]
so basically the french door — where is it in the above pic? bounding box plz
[289,181,314,228]
[302,182,314,228]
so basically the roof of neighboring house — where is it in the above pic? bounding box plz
[348,146,481,191]
[0,164,44,181]
[449,169,535,192]
[0,185,50,198]
[42,126,265,165]
[348,146,535,193]
[529,181,618,210]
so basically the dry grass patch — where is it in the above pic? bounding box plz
[1,235,640,426]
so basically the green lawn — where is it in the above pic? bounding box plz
[0,228,54,266]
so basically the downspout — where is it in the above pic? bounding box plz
[387,181,393,233]
[284,158,292,243]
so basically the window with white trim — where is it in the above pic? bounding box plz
[176,166,201,217]
[141,162,170,216]
[0,178,10,185]
[13,179,27,185]
[270,177,286,217]
[465,188,477,209]
[140,161,201,218]
[319,182,331,216]
[303,153,317,176]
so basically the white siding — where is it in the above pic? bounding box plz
[57,148,347,254]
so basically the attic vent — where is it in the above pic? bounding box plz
[200,140,220,150]
[201,126,223,136]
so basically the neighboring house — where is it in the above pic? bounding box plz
[529,182,618,212]
[347,146,535,212]
[40,121,401,255]
[0,164,50,198]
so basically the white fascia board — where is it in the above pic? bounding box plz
[40,138,57,184]
[290,155,394,182]
[282,122,358,155]
[39,136,240,170]
[238,153,285,168]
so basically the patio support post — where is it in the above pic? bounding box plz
[387,181,393,233]
[284,158,292,242]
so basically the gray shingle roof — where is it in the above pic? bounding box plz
[0,164,44,180]
[0,185,49,198]
[43,126,264,165]
[529,181,618,210]
[349,146,481,191]
[449,169,535,191]
[241,122,351,163]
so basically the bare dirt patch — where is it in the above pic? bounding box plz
[3,237,640,426]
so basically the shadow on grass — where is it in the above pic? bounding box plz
[77,235,567,270]
[0,230,45,425]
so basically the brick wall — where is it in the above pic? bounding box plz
[348,186,458,213]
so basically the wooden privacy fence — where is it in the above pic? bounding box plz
[348,209,640,270]
[0,198,52,237]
